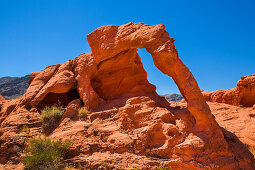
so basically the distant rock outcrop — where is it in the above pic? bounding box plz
[0,75,30,99]
[164,93,183,102]
[0,23,254,169]
[203,74,255,107]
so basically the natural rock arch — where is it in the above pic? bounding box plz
[85,22,216,128]
[18,22,217,129]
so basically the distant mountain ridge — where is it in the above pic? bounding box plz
[0,75,30,99]
[163,93,184,102]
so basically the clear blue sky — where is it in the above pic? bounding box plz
[0,0,254,95]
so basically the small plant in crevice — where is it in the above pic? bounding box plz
[247,145,255,158]
[19,125,30,134]
[40,106,65,133]
[155,166,172,170]
[22,136,71,170]
[223,126,228,131]
[78,107,91,120]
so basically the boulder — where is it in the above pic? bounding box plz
[19,60,78,109]
[62,99,81,119]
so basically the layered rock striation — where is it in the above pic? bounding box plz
[0,23,254,169]
[203,74,255,107]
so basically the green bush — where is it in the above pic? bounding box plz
[40,106,65,133]
[247,145,255,158]
[22,136,71,170]
[78,107,91,120]
[19,125,30,134]
[156,166,172,170]
[223,126,228,131]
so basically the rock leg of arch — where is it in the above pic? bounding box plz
[148,49,217,128]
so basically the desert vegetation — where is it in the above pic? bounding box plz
[19,125,30,134]
[40,106,65,133]
[155,166,172,170]
[22,136,71,170]
[78,107,91,120]
[247,145,255,158]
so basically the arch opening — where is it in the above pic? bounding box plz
[138,49,183,101]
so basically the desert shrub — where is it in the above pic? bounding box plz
[247,145,255,158]
[156,166,172,170]
[78,107,91,120]
[239,105,244,108]
[40,106,65,132]
[22,136,71,170]
[19,125,30,134]
[223,126,228,131]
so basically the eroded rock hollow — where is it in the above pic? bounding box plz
[0,22,254,169]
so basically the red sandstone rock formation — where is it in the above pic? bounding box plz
[0,22,254,169]
[177,100,255,147]
[203,74,255,107]
[51,96,255,169]
[86,23,217,129]
[209,101,255,148]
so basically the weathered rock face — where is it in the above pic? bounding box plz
[178,99,255,145]
[203,74,255,107]
[73,50,157,109]
[0,101,41,164]
[19,60,77,109]
[238,74,255,106]
[209,101,255,148]
[0,22,254,169]
[51,96,255,169]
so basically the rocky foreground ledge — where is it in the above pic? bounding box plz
[0,23,254,169]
